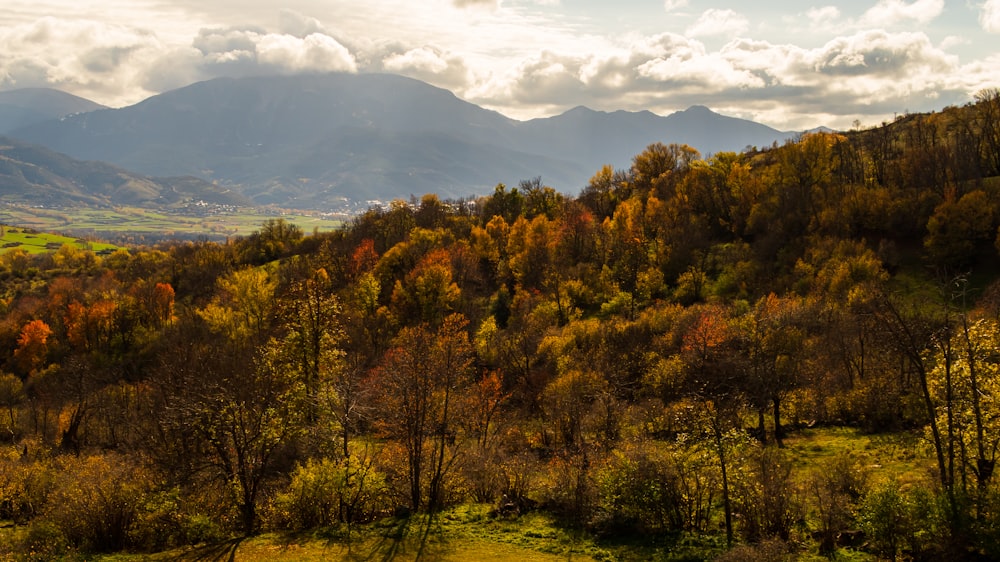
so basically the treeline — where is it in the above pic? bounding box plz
[0,90,1000,559]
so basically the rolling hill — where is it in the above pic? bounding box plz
[0,136,249,207]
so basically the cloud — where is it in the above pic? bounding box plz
[458,23,970,131]
[190,27,357,75]
[381,47,470,89]
[663,0,688,13]
[277,10,327,38]
[860,0,944,27]
[686,9,749,38]
[983,0,1000,33]
[0,17,163,104]
[806,6,841,30]
[452,0,500,8]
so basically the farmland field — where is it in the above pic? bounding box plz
[0,204,344,249]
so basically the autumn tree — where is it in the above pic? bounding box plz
[925,189,996,270]
[198,266,277,343]
[373,314,474,512]
[147,318,304,535]
[276,268,343,426]
[390,247,461,326]
[13,320,53,375]
[734,294,808,446]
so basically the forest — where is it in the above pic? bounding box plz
[1,89,1000,561]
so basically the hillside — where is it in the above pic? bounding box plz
[8,73,797,208]
[0,88,105,134]
[0,136,249,207]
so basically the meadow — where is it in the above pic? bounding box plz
[0,204,343,249]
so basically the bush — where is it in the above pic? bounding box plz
[39,454,155,552]
[17,520,70,560]
[714,538,790,562]
[858,482,908,560]
[808,453,868,553]
[0,452,56,524]
[593,442,717,535]
[271,455,391,530]
[733,446,802,542]
[131,487,226,551]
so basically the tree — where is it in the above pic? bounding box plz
[372,314,473,511]
[277,269,343,425]
[735,294,807,446]
[925,190,996,270]
[147,319,304,535]
[0,372,23,441]
[390,248,461,326]
[631,142,699,199]
[13,320,53,375]
[198,267,277,343]
[676,304,744,547]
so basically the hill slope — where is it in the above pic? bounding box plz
[0,137,249,207]
[0,88,105,134]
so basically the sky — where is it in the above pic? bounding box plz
[2,0,999,131]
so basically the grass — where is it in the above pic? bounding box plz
[94,508,605,562]
[784,426,936,488]
[0,204,344,248]
[1,427,935,561]
[0,225,119,254]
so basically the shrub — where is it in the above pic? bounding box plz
[0,453,56,524]
[733,446,802,542]
[593,442,717,535]
[714,538,790,562]
[39,454,155,552]
[808,453,868,553]
[858,481,909,560]
[271,455,391,530]
[17,520,70,560]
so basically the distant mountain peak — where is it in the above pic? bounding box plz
[681,105,714,113]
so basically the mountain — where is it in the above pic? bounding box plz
[0,137,248,207]
[517,104,792,169]
[10,73,799,209]
[0,88,105,134]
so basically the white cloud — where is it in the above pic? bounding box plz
[982,0,1000,33]
[860,0,944,27]
[277,10,326,38]
[452,0,500,8]
[257,33,356,73]
[189,27,356,75]
[686,9,749,38]
[806,6,841,29]
[663,0,688,13]
[384,47,450,75]
[0,16,165,105]
[381,47,470,89]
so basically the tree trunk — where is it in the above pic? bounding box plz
[773,394,783,447]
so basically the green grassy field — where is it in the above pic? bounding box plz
[0,205,343,252]
[147,509,608,562]
[0,225,119,254]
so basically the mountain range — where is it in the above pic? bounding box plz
[4,73,803,210]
